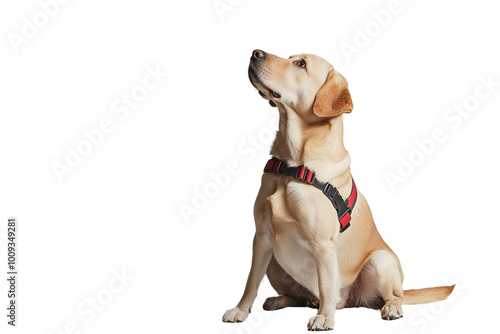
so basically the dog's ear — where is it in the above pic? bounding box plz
[313,71,353,117]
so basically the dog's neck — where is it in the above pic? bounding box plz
[270,105,351,185]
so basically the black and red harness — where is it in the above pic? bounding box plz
[264,158,358,233]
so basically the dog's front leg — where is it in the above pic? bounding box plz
[308,241,339,331]
[222,231,273,323]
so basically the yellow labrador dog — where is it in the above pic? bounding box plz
[222,50,454,331]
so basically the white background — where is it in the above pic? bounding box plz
[1,0,499,333]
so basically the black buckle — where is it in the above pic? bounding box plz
[339,222,351,233]
[324,183,349,216]
[336,200,349,219]
[323,183,338,199]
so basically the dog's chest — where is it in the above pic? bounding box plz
[265,183,320,294]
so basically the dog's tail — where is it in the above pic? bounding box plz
[402,285,455,305]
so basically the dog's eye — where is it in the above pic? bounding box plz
[294,59,306,68]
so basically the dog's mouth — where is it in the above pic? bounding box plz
[248,66,281,107]
[269,90,281,98]
[257,87,281,99]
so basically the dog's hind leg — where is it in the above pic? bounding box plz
[348,250,404,320]
[371,250,404,320]
[263,256,319,310]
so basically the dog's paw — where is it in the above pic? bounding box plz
[306,297,320,309]
[263,296,297,310]
[222,307,249,323]
[307,314,334,331]
[381,302,403,320]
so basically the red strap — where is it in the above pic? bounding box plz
[347,180,357,208]
[339,212,351,228]
[298,167,306,179]
[264,160,274,170]
[305,170,313,182]
[340,180,357,229]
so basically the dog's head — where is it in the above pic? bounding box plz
[248,50,352,121]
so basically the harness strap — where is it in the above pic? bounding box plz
[264,158,358,233]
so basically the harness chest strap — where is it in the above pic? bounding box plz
[263,158,358,233]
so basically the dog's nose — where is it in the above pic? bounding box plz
[252,49,266,60]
